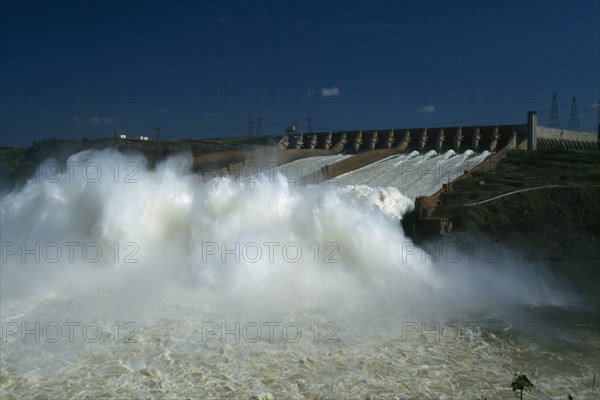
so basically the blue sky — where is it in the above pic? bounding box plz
[1,0,598,146]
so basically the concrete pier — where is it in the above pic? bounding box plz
[397,131,411,152]
[386,130,395,148]
[419,129,428,152]
[295,133,304,149]
[370,131,379,150]
[454,127,463,152]
[472,128,481,152]
[436,129,445,153]
[310,134,318,150]
[354,131,363,152]
[325,132,333,150]
[490,126,500,152]
[527,111,537,151]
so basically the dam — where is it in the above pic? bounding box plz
[189,111,597,233]
[193,111,598,183]
[1,111,598,399]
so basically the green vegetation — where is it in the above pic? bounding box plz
[1,138,108,190]
[438,149,600,207]
[0,146,27,180]
[0,136,267,191]
[432,149,600,252]
[475,374,588,399]
[511,374,533,400]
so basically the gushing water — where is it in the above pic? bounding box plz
[0,149,592,399]
[0,149,561,317]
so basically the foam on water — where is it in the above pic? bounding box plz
[1,149,592,399]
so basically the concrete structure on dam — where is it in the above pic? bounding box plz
[275,112,597,155]
[277,124,515,155]
[187,111,597,183]
[187,111,597,236]
[188,111,598,181]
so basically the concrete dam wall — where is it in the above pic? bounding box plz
[192,111,598,183]
[278,124,516,154]
[276,117,527,183]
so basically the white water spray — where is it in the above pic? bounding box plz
[0,149,587,399]
[0,149,566,322]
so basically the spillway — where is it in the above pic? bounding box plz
[270,150,491,220]
[327,150,491,200]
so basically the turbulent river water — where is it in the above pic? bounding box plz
[1,149,598,399]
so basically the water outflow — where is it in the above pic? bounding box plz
[329,150,491,200]
[0,149,567,324]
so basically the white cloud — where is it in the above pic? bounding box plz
[154,106,170,113]
[417,105,436,113]
[203,112,218,120]
[320,86,341,97]
[590,102,599,109]
[72,116,119,125]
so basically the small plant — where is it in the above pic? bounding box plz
[511,374,534,400]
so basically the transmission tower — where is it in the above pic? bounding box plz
[248,115,254,136]
[549,92,560,128]
[567,96,580,131]
[256,114,262,135]
[307,115,313,133]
